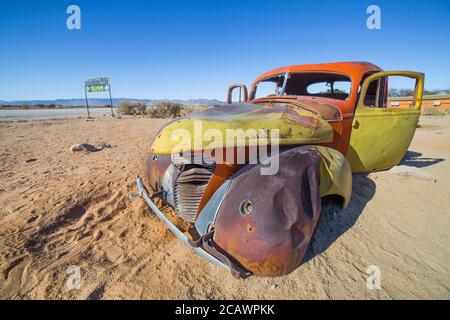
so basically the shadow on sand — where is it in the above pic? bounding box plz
[399,151,444,168]
[303,150,445,264]
[303,174,376,264]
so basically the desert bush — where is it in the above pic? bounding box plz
[147,102,209,118]
[147,101,182,118]
[117,101,147,115]
[180,104,209,116]
[46,104,63,109]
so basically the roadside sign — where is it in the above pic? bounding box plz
[84,77,115,119]
[85,77,110,93]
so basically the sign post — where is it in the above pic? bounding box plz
[108,84,114,117]
[84,87,91,119]
[84,77,115,119]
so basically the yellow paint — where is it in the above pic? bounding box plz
[152,109,333,154]
[346,71,425,173]
[317,146,352,208]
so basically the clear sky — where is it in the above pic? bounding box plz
[0,0,449,100]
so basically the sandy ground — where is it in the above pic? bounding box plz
[0,115,448,300]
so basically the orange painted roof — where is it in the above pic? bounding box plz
[253,61,382,84]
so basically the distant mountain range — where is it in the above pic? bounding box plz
[0,98,225,107]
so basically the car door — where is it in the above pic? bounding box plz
[346,71,425,173]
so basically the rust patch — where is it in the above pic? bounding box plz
[213,146,322,277]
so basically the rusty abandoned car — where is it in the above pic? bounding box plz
[130,62,424,278]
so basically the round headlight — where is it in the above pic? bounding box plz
[239,199,253,215]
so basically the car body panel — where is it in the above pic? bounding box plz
[249,62,383,155]
[250,61,383,117]
[316,146,352,207]
[212,146,323,276]
[151,103,334,155]
[137,62,424,278]
[346,71,424,172]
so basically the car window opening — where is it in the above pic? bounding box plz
[253,72,352,101]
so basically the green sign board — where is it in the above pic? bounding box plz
[84,77,115,119]
[85,77,109,93]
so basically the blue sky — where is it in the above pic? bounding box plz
[0,0,449,100]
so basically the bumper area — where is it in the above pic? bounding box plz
[129,176,230,271]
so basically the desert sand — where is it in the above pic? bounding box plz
[0,115,449,300]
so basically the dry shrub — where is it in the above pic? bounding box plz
[180,104,209,116]
[147,102,209,118]
[117,101,147,115]
[147,101,182,118]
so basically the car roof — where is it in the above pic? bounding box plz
[253,61,383,84]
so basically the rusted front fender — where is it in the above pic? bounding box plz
[212,146,322,277]
[209,145,352,277]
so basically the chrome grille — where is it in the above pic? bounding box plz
[173,166,214,222]
[172,153,215,167]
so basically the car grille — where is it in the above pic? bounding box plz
[173,158,215,222]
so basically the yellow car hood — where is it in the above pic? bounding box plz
[151,103,333,155]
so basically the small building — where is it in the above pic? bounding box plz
[388,94,450,113]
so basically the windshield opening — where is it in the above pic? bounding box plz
[252,72,352,101]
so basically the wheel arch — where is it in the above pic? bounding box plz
[316,146,353,209]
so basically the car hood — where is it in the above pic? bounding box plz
[151,103,334,155]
